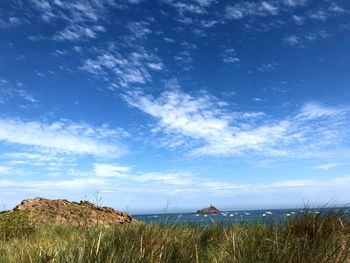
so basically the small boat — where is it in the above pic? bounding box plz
[229,214,234,217]
[265,211,273,215]
[204,214,208,217]
[286,213,291,217]
[245,212,250,216]
[262,213,266,217]
[195,214,200,217]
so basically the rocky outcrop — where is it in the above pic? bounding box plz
[0,197,137,226]
[196,205,221,214]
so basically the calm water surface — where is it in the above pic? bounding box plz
[133,208,350,224]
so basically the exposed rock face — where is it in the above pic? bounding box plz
[1,197,137,226]
[196,205,221,214]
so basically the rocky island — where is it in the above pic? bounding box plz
[196,205,221,214]
[0,197,137,226]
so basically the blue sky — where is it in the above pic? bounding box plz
[1,0,350,213]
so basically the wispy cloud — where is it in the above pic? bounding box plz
[221,48,240,64]
[2,165,350,202]
[0,118,126,157]
[257,62,278,72]
[283,30,330,47]
[52,24,105,41]
[81,44,163,88]
[0,177,105,190]
[328,2,346,14]
[224,1,283,20]
[224,0,310,21]
[0,80,37,104]
[94,163,130,177]
[26,0,142,42]
[297,101,347,120]
[308,9,328,21]
[282,0,308,8]
[0,16,23,29]
[127,21,152,40]
[312,163,343,170]
[123,90,350,160]
[163,0,217,16]
[292,15,305,25]
[0,166,11,174]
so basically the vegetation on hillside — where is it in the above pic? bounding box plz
[0,208,349,262]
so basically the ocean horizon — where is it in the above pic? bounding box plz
[133,207,350,224]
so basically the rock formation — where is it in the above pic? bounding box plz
[0,197,137,226]
[196,205,221,214]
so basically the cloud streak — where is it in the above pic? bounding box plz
[0,119,125,157]
[123,90,350,159]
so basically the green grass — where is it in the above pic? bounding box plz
[0,209,349,262]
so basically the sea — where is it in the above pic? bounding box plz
[133,207,350,224]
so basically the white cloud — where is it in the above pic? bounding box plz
[0,177,104,190]
[27,0,130,42]
[163,0,217,15]
[282,0,308,7]
[133,172,193,186]
[328,2,346,14]
[174,50,194,71]
[127,21,151,39]
[29,0,117,23]
[308,9,328,21]
[53,25,105,41]
[195,0,217,7]
[123,90,350,159]
[81,45,163,88]
[221,48,240,64]
[0,16,23,29]
[283,31,329,47]
[297,102,346,120]
[0,81,37,104]
[292,15,305,25]
[257,62,278,72]
[0,119,125,157]
[312,163,342,170]
[0,166,11,174]
[94,163,130,177]
[198,175,350,193]
[283,35,299,46]
[225,1,279,20]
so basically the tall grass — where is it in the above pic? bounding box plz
[0,209,349,262]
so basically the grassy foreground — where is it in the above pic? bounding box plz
[0,210,350,263]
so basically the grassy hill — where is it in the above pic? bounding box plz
[0,207,349,262]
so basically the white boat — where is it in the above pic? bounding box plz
[262,213,266,217]
[265,211,273,215]
[229,214,234,217]
[286,213,291,217]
